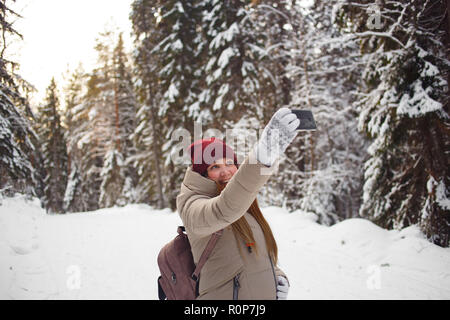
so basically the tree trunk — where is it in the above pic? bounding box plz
[114,79,121,152]
[150,96,166,209]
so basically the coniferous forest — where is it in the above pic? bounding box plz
[1,0,449,247]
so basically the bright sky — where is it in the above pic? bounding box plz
[9,0,134,105]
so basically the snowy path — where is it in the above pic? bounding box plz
[1,195,450,300]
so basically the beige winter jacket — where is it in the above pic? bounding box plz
[176,150,288,300]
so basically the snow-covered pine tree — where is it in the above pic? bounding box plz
[270,0,367,224]
[112,33,138,204]
[338,0,450,246]
[248,0,296,122]
[36,78,68,213]
[0,1,41,198]
[0,75,38,196]
[113,34,137,160]
[198,0,266,126]
[88,29,126,209]
[64,29,137,211]
[72,43,117,211]
[131,0,168,208]
[99,149,124,207]
[99,33,138,208]
[78,86,109,211]
[149,0,202,210]
[63,65,86,212]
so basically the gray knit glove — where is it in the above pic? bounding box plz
[254,107,300,167]
[276,275,289,300]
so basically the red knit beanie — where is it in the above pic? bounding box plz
[187,137,238,176]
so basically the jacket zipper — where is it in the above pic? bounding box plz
[233,273,241,300]
[269,254,278,297]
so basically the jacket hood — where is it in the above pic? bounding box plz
[182,166,219,198]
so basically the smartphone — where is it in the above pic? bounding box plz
[292,109,317,131]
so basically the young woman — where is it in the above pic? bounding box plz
[176,108,299,300]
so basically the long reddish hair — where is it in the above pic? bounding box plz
[216,182,278,265]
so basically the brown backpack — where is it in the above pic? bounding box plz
[157,226,222,300]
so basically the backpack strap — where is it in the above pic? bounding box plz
[157,276,166,300]
[191,229,223,282]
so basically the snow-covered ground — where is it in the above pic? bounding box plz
[1,194,449,300]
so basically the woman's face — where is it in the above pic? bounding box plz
[206,158,238,184]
